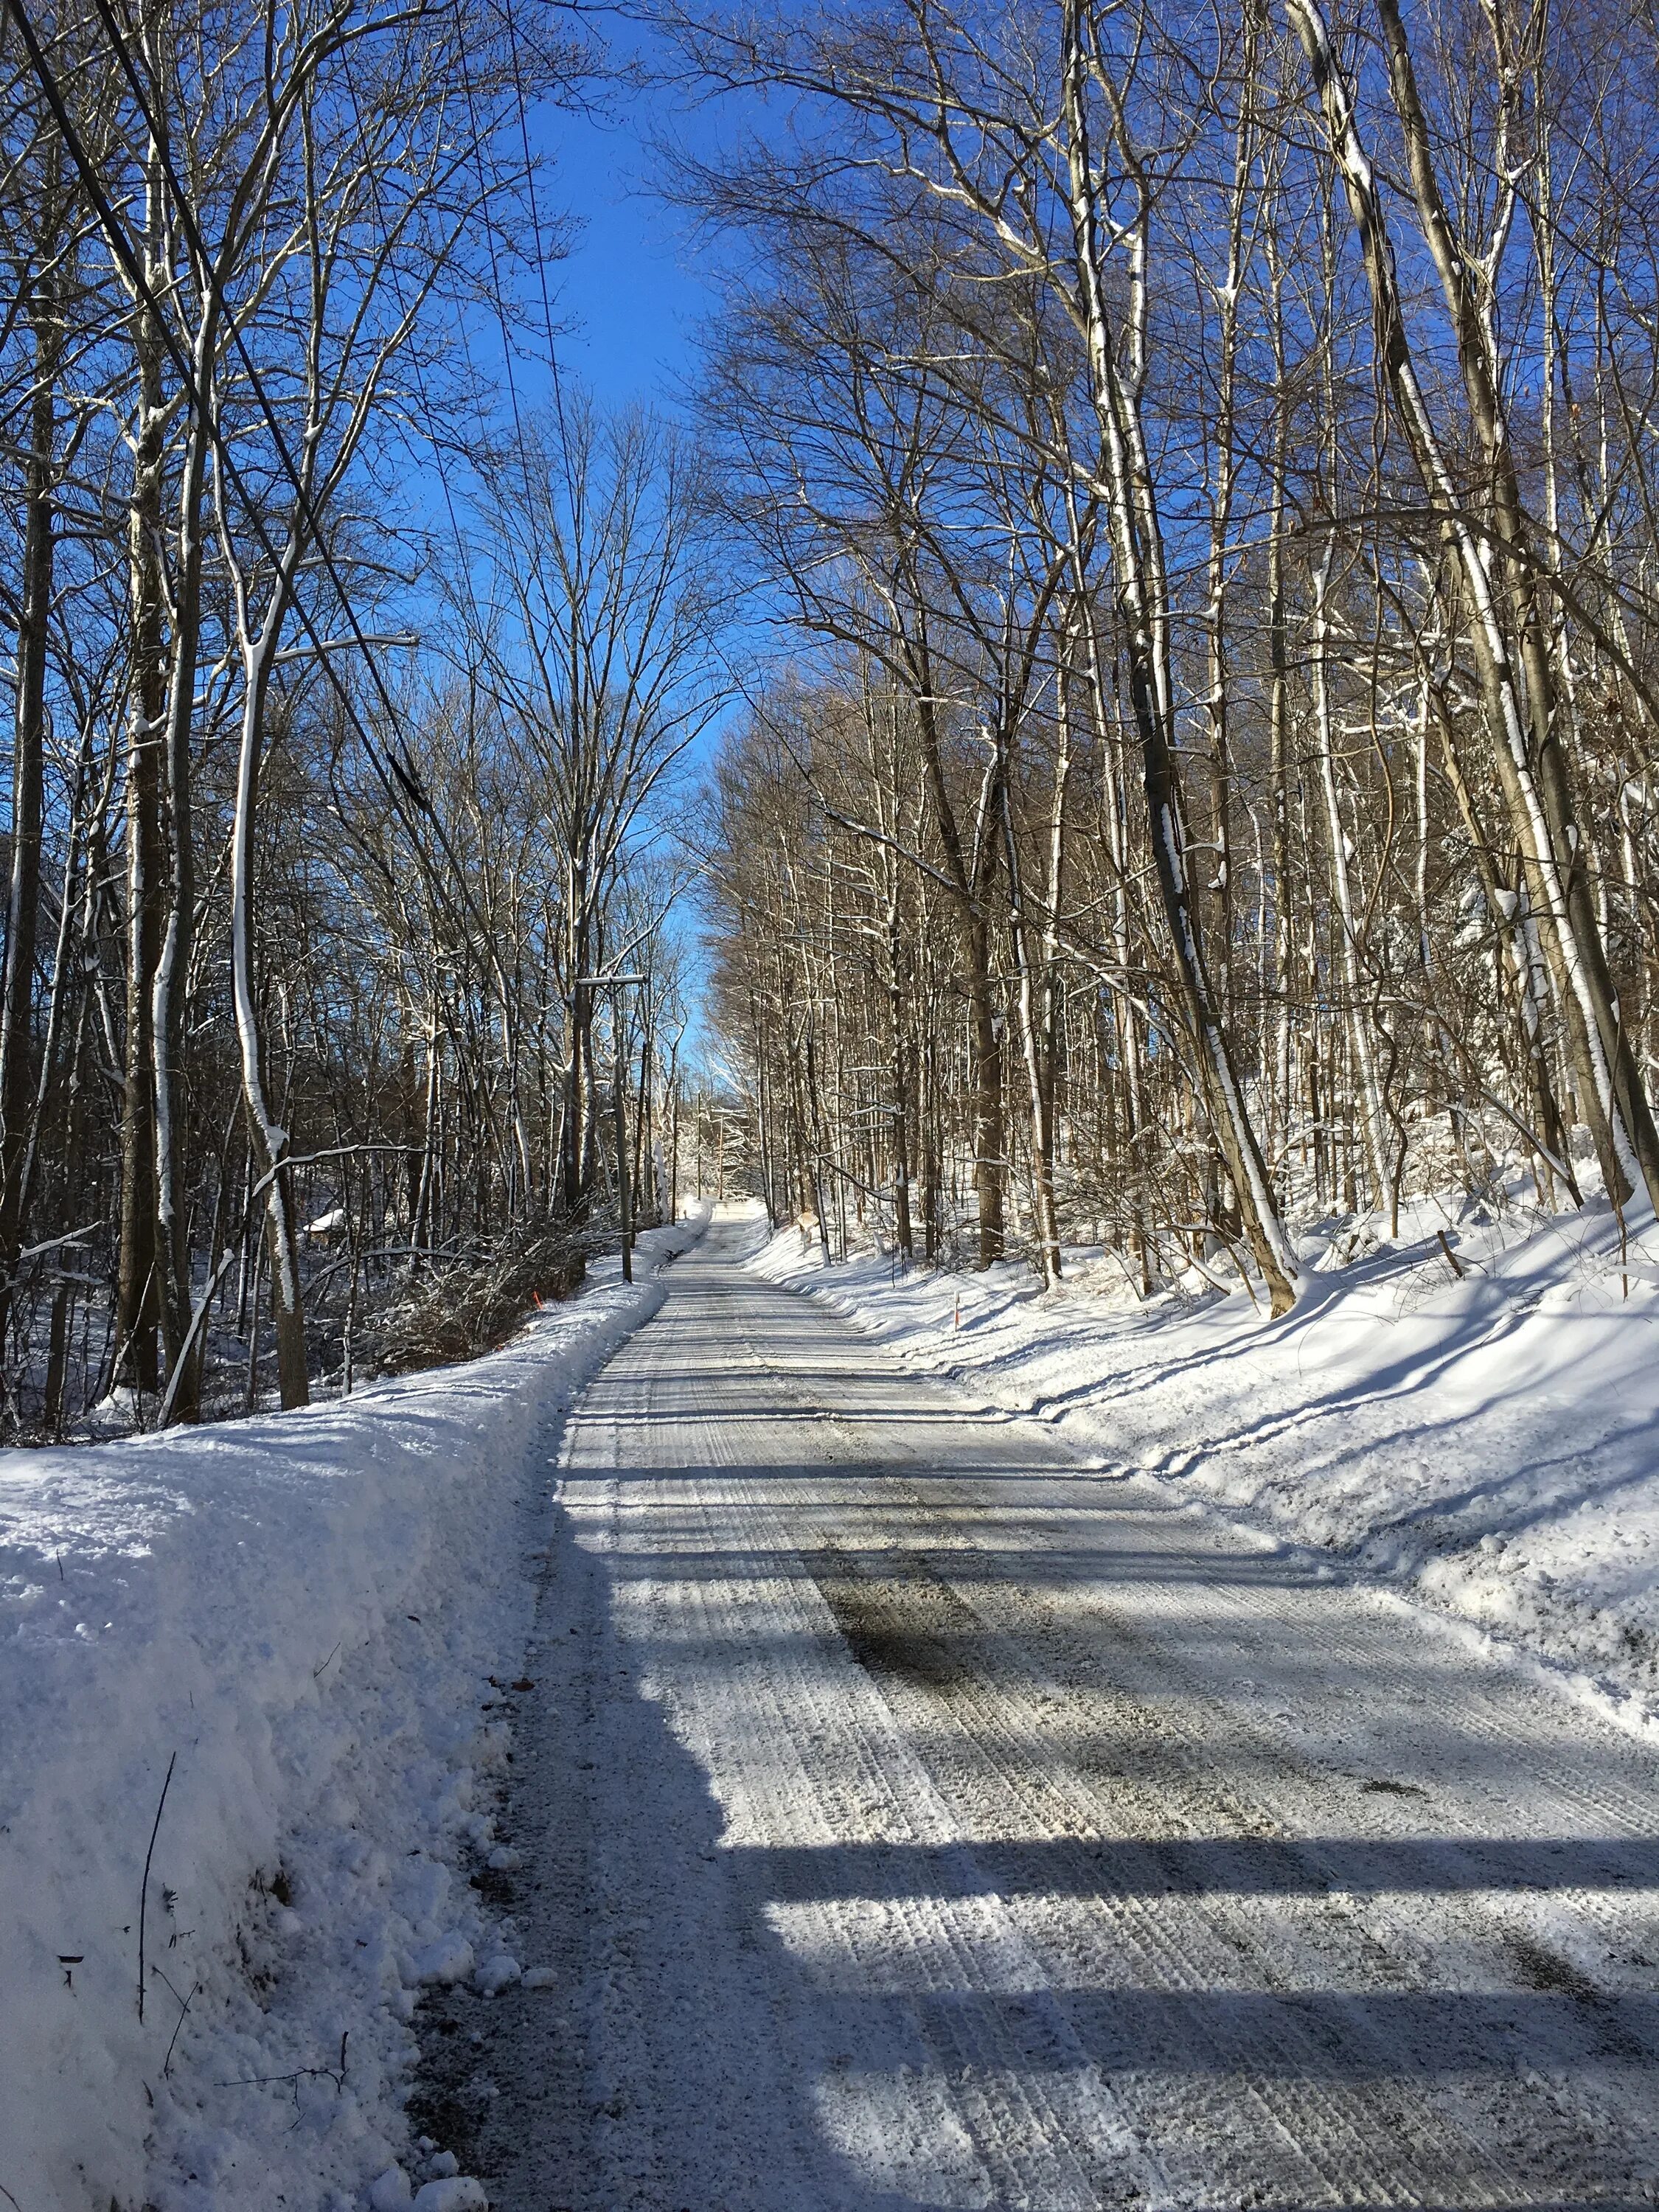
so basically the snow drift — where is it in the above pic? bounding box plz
[0,1212,705,2212]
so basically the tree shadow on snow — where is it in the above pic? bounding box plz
[419,1481,1659,2212]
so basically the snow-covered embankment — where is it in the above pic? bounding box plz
[753,1199,1659,1728]
[0,1210,705,2212]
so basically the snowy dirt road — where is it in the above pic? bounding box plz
[425,1219,1659,2211]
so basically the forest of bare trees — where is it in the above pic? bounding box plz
[0,0,726,1436]
[5,0,1659,1436]
[686,0,1659,1311]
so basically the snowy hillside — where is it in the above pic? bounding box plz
[754,1196,1659,1729]
[0,1214,705,2212]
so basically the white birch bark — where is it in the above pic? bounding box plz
[1310,541,1388,1207]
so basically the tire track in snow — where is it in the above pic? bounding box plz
[464,1221,1659,2210]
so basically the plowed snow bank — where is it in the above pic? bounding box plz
[0,1211,704,2212]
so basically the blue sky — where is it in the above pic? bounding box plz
[501,59,753,1043]
[509,17,757,421]
[541,93,716,411]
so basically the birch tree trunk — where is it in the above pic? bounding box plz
[147,83,213,1419]
[1061,0,1298,1312]
[1287,0,1659,1215]
[1310,539,1388,1203]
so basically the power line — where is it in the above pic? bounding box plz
[89,0,589,960]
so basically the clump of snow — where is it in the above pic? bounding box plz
[521,1965,557,1990]
[472,1952,521,1997]
[752,1193,1659,1722]
[0,1210,706,2211]
[411,2178,487,2211]
[408,1933,476,1987]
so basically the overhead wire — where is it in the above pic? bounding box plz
[322,29,526,950]
[20,0,681,1032]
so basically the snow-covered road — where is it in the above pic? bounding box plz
[437,1218,1659,2209]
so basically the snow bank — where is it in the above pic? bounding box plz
[751,1197,1659,1725]
[0,1211,705,2212]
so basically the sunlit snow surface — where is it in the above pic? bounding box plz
[756,1193,1659,1729]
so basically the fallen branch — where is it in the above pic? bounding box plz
[151,1965,201,2077]
[136,1752,177,2025]
[218,2031,349,2126]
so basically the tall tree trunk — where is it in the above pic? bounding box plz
[153,371,208,1419]
[1201,13,1256,1041]
[1062,0,1298,1312]
[1267,352,1295,1183]
[911,681,1005,1267]
[1290,0,1659,1215]
[562,871,592,1214]
[116,299,167,1398]
[1310,540,1388,1206]
[883,885,915,1259]
[965,917,1006,1267]
[0,262,58,1371]
[1001,765,1062,1287]
[229,597,309,1410]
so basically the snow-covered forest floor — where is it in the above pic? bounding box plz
[0,1211,706,2212]
[756,1192,1659,1732]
